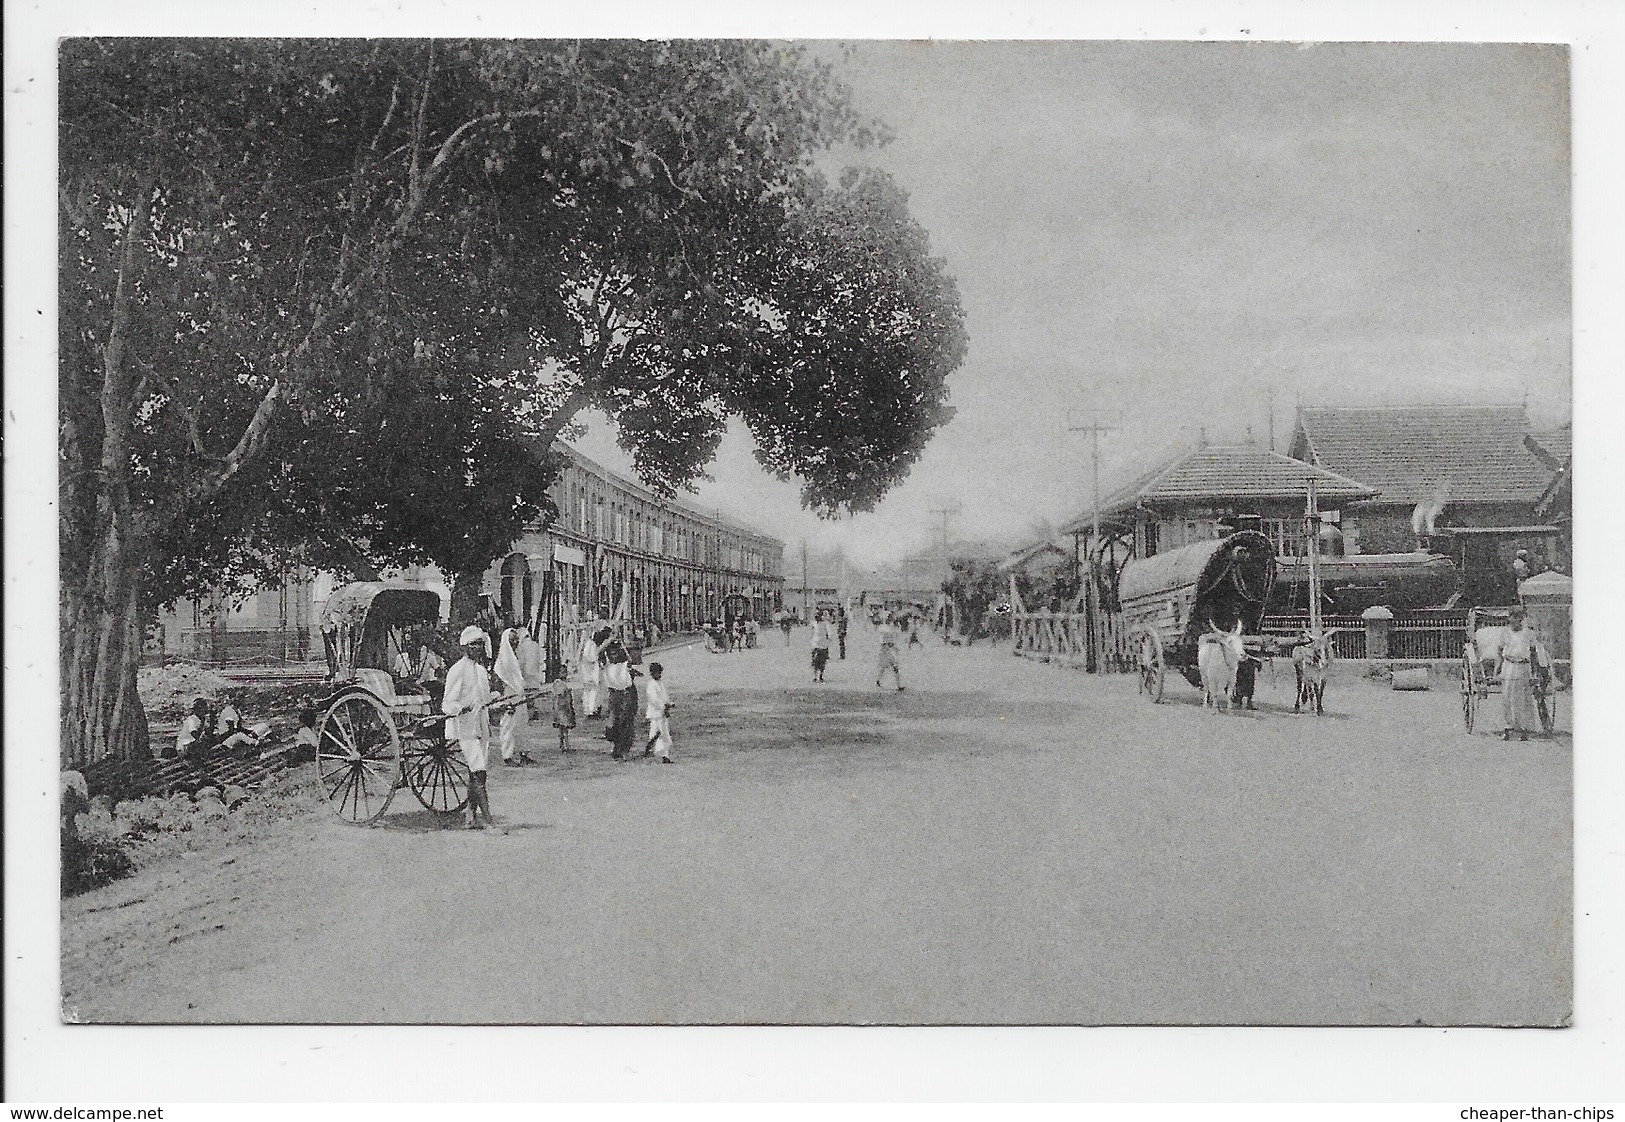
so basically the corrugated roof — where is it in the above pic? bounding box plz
[1059,444,1375,535]
[1295,405,1553,506]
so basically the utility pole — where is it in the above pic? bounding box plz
[927,502,962,556]
[1067,411,1118,571]
[1306,478,1323,637]
[1265,385,1277,453]
[800,538,809,621]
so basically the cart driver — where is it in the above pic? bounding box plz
[443,625,495,829]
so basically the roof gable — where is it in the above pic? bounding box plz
[1060,443,1376,534]
[1295,405,1553,506]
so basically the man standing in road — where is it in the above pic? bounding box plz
[836,607,849,660]
[876,613,905,691]
[444,625,495,829]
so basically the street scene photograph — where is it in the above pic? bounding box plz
[47,33,1576,1038]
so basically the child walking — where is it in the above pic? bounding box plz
[552,674,578,753]
[642,661,675,764]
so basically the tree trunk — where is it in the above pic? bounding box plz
[60,540,150,767]
[449,566,488,628]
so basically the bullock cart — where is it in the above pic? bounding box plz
[1459,605,1559,735]
[1120,531,1277,703]
[315,582,475,825]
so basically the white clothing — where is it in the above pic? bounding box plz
[604,660,633,691]
[394,650,415,677]
[495,627,527,692]
[295,726,319,752]
[580,636,602,713]
[458,736,491,773]
[215,704,242,735]
[416,647,445,686]
[647,715,673,759]
[498,706,522,762]
[519,634,544,682]
[644,678,670,719]
[176,714,204,757]
[644,678,672,759]
[810,620,832,649]
[442,656,492,744]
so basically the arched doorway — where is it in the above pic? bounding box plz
[499,553,530,625]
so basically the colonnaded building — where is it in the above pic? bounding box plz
[154,442,786,665]
[483,443,786,639]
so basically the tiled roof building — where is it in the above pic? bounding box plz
[1290,405,1552,507]
[1288,404,1566,601]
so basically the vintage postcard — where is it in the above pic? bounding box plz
[12,2,1615,1104]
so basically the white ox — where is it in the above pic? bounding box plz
[1197,621,1247,712]
[1292,629,1340,716]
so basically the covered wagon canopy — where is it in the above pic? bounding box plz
[319,582,446,675]
[1119,530,1276,648]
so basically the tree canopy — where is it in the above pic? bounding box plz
[59,38,967,763]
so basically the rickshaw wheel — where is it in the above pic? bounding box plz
[1137,631,1165,704]
[1460,650,1478,734]
[316,689,402,825]
[405,736,471,815]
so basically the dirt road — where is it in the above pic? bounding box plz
[62,623,1571,1024]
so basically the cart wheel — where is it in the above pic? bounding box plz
[1137,631,1166,704]
[1460,654,1477,734]
[316,689,401,825]
[405,739,471,815]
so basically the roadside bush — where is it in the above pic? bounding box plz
[61,819,136,896]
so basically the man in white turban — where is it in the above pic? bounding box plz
[443,625,495,828]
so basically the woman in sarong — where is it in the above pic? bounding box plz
[1497,608,1549,741]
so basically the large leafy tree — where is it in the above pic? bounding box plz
[60,39,965,766]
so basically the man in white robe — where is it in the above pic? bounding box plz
[494,619,534,765]
[443,625,495,828]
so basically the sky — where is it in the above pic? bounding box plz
[570,40,1571,567]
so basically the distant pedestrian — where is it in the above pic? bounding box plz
[580,626,608,718]
[602,638,641,760]
[495,619,534,765]
[1231,655,1261,711]
[443,625,495,829]
[836,609,849,660]
[520,625,545,722]
[643,661,675,763]
[779,610,794,647]
[907,616,923,648]
[552,676,577,753]
[810,610,833,683]
[876,615,905,691]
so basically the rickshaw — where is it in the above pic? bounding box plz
[315,582,472,825]
[1120,531,1278,703]
[1459,605,1560,735]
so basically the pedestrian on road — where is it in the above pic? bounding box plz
[836,608,849,660]
[602,638,641,760]
[810,609,833,682]
[444,625,495,829]
[580,626,608,718]
[495,618,534,765]
[643,661,675,763]
[520,619,545,722]
[779,610,794,647]
[1497,608,1549,741]
[876,614,905,691]
[552,675,577,753]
